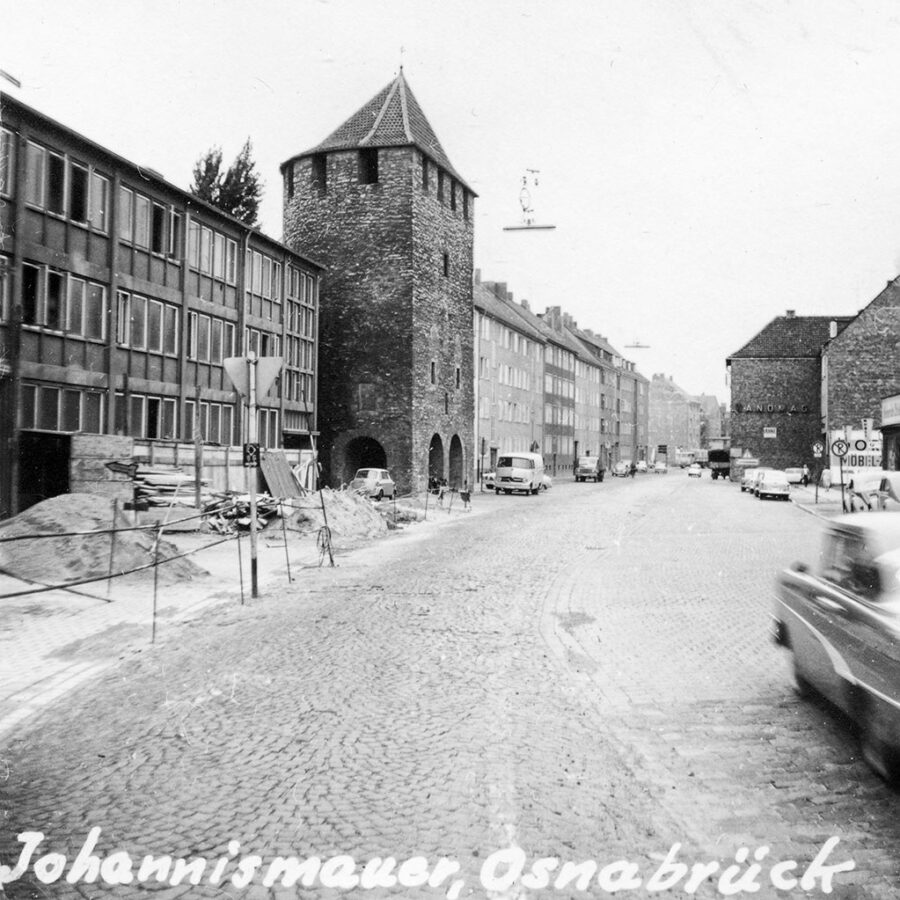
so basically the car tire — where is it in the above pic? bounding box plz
[860,700,900,785]
[376,489,384,500]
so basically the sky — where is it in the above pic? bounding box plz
[4,0,900,403]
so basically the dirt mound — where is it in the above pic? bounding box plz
[286,488,388,543]
[0,493,206,587]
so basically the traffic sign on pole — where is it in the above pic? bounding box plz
[831,439,849,458]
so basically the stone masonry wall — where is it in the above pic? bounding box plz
[729,357,821,470]
[825,280,900,432]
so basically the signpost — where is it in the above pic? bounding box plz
[832,438,849,512]
[223,353,283,598]
[812,441,824,503]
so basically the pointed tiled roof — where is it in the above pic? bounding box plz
[288,71,473,192]
[727,314,853,362]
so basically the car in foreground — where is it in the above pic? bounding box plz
[687,463,702,478]
[575,456,604,482]
[495,452,545,495]
[612,461,629,477]
[773,514,900,782]
[741,467,771,494]
[653,461,667,474]
[756,469,790,500]
[349,468,396,500]
[636,460,648,473]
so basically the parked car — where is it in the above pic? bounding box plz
[785,467,805,485]
[687,463,702,478]
[482,471,496,490]
[575,456,605,482]
[848,470,890,511]
[773,514,900,782]
[635,460,648,473]
[612,461,629,477]
[349,468,395,500]
[495,452,545,495]
[756,469,790,500]
[541,473,553,491]
[741,467,771,493]
[653,461,667,474]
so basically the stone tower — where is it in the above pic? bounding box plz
[282,71,475,494]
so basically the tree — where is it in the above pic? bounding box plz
[190,139,262,227]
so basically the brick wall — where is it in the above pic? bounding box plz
[729,357,821,469]
[825,282,900,432]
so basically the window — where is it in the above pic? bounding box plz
[214,232,225,279]
[25,142,44,206]
[69,163,88,223]
[359,148,378,184]
[430,361,436,384]
[312,153,326,194]
[200,226,212,273]
[45,271,63,330]
[225,239,237,283]
[456,366,461,389]
[163,306,179,355]
[450,180,457,211]
[437,171,444,203]
[168,210,182,258]
[151,203,166,254]
[90,172,109,231]
[0,128,14,196]
[47,152,65,214]
[22,264,40,325]
[119,187,134,241]
[463,191,469,221]
[130,294,147,348]
[134,194,150,248]
[443,253,450,277]
[188,220,200,267]
[286,164,294,200]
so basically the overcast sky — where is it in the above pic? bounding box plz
[4,0,900,401]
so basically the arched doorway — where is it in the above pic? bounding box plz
[428,434,444,486]
[343,436,388,484]
[448,434,464,488]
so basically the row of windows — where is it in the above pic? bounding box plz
[1,129,15,196]
[546,345,576,372]
[120,186,182,257]
[496,400,532,424]
[186,220,237,281]
[545,404,575,428]
[20,264,107,338]
[284,334,315,372]
[24,139,110,231]
[286,300,316,339]
[283,370,314,404]
[421,155,470,220]
[498,364,530,390]
[542,435,575,457]
[575,414,602,433]
[21,384,104,433]
[117,291,179,354]
[187,311,235,364]
[245,248,281,299]
[544,374,575,400]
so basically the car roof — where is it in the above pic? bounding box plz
[828,514,900,555]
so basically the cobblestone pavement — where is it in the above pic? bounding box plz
[0,475,895,899]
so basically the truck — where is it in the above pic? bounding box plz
[708,449,731,481]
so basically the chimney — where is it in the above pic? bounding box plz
[785,309,795,317]
[474,268,482,285]
[520,298,530,311]
[493,282,507,301]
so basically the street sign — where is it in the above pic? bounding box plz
[854,439,867,451]
[223,356,283,400]
[812,441,824,455]
[831,439,849,458]
[242,443,260,468]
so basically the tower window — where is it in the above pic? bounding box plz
[444,392,449,414]
[312,154,327,194]
[359,148,379,185]
[443,253,450,277]
[437,171,444,203]
[430,361,436,384]
[286,164,294,201]
[455,366,461,389]
[450,181,457,211]
[463,191,469,221]
[422,155,429,190]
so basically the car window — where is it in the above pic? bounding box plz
[821,531,881,600]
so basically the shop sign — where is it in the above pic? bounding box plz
[882,394,900,428]
[763,426,777,439]
[733,402,810,414]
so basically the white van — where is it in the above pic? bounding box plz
[495,452,545,495]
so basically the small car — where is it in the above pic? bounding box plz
[541,473,553,491]
[756,469,790,500]
[612,461,629,477]
[482,471,496,490]
[741,467,770,493]
[773,514,900,782]
[653,461,667,474]
[785,467,805,485]
[349,468,395,500]
[687,463,702,478]
[635,460,648,473]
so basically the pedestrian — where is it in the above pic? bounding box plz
[801,464,810,487]
[629,462,636,478]
[460,481,471,511]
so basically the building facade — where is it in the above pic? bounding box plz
[0,93,320,518]
[648,374,703,461]
[282,72,475,494]
[727,311,851,470]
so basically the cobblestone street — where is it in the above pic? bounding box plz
[1,475,897,899]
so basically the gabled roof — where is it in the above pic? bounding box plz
[727,315,853,362]
[473,282,544,342]
[286,71,473,193]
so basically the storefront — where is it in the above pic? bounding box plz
[881,394,900,471]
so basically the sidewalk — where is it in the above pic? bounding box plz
[0,496,482,739]
[789,482,846,517]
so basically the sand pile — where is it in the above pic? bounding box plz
[0,493,206,587]
[286,488,390,542]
